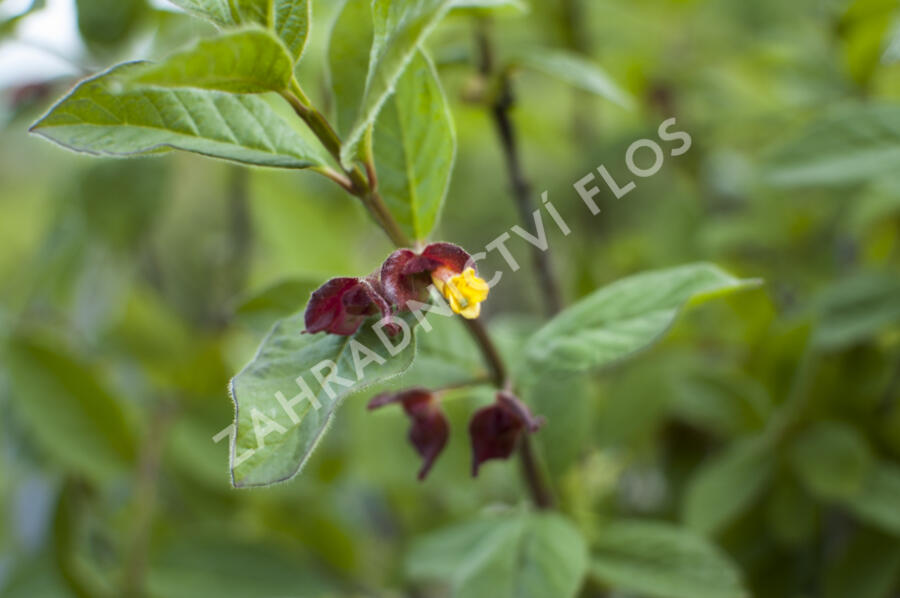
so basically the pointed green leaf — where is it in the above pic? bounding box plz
[229,312,417,487]
[31,63,331,169]
[764,103,900,187]
[168,0,311,61]
[327,0,373,136]
[592,520,747,598]
[375,50,455,241]
[128,29,294,93]
[515,49,634,109]
[5,334,137,482]
[407,512,588,598]
[340,0,455,166]
[682,436,774,535]
[518,263,760,379]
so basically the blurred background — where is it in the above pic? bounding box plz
[2,0,900,596]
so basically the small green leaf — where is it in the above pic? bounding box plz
[407,511,588,598]
[682,436,773,535]
[230,312,417,487]
[846,462,900,536]
[31,63,331,169]
[515,49,634,109]
[5,334,137,482]
[518,263,760,380]
[76,0,146,48]
[169,0,311,61]
[450,0,528,16]
[375,49,455,241]
[788,420,873,501]
[591,520,747,598]
[764,103,900,187]
[128,29,294,93]
[340,0,455,166]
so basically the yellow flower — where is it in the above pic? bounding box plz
[432,267,489,319]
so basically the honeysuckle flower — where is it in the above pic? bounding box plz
[380,242,489,319]
[304,276,396,336]
[368,388,449,480]
[469,391,544,476]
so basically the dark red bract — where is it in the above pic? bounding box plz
[304,276,394,336]
[368,388,449,480]
[380,242,473,308]
[469,391,544,476]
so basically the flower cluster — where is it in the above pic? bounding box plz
[369,387,544,479]
[304,241,543,480]
[304,242,489,336]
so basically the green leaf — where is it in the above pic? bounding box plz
[168,0,311,61]
[407,511,588,598]
[682,436,774,535]
[127,29,294,93]
[374,49,455,241]
[233,277,320,332]
[340,0,455,166]
[591,520,747,598]
[788,420,873,501]
[76,0,146,47]
[146,536,340,598]
[30,63,331,169]
[5,334,137,482]
[326,0,373,136]
[518,263,760,380]
[764,103,900,187]
[450,0,527,16]
[229,311,417,487]
[514,49,634,109]
[812,273,900,350]
[846,462,900,536]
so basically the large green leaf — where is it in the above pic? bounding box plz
[407,511,588,598]
[518,264,760,380]
[5,334,137,482]
[128,29,294,93]
[340,0,455,166]
[375,50,455,241]
[514,49,634,109]
[591,520,747,598]
[30,63,331,169]
[229,312,417,487]
[327,0,372,136]
[846,462,900,536]
[788,420,874,501]
[168,0,311,61]
[764,103,900,187]
[682,436,774,535]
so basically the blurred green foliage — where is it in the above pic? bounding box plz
[1,0,900,597]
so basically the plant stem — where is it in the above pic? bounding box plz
[477,27,563,317]
[282,82,412,248]
[462,318,507,388]
[519,435,554,509]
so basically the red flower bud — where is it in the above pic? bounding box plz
[469,391,544,476]
[304,276,395,336]
[380,242,474,308]
[368,388,449,480]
